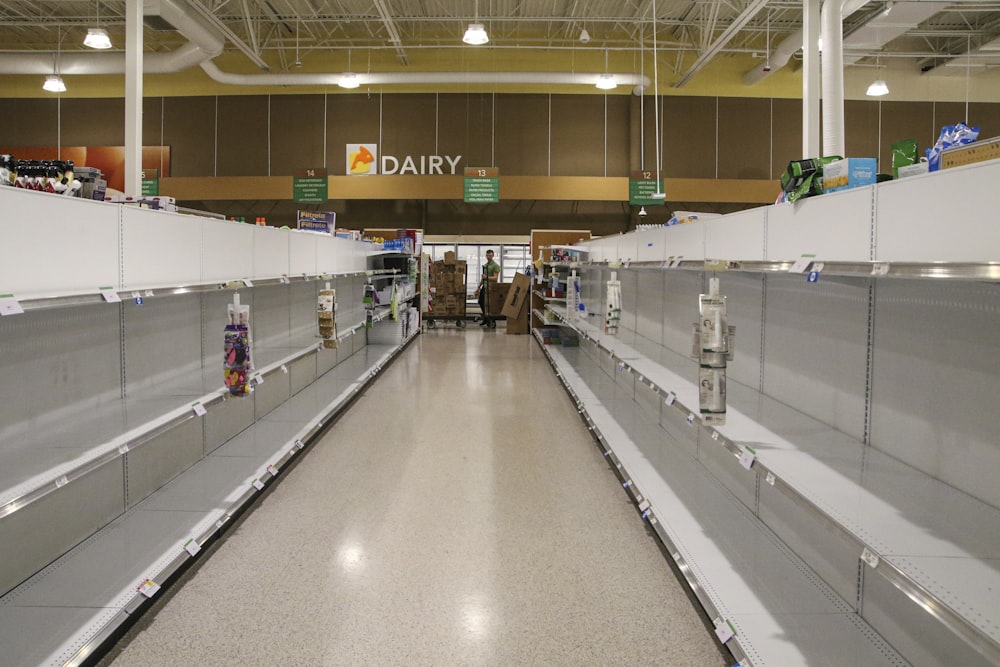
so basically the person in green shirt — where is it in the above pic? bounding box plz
[477,249,501,326]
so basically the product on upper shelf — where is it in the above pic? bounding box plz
[891,138,918,178]
[780,156,842,203]
[926,122,980,171]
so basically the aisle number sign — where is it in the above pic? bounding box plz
[629,171,666,206]
[464,167,499,203]
[293,168,328,203]
[140,168,159,197]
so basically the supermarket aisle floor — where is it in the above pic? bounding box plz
[105,329,729,667]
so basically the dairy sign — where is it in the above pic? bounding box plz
[346,144,462,176]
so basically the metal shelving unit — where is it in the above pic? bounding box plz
[533,160,1000,667]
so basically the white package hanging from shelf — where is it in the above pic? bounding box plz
[224,293,253,397]
[317,283,338,349]
[605,271,621,335]
[566,271,581,320]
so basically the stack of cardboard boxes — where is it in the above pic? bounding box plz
[428,251,467,317]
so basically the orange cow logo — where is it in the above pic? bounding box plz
[346,144,377,175]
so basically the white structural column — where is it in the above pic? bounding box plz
[802,0,821,158]
[124,0,143,197]
[821,0,848,158]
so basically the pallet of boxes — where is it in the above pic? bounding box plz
[426,251,468,326]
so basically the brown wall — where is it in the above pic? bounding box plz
[1,93,997,231]
[2,93,998,180]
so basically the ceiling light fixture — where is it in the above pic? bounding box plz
[579,29,591,44]
[463,23,489,45]
[866,79,889,96]
[84,27,112,50]
[339,72,360,88]
[84,1,112,49]
[43,74,66,92]
[596,73,617,90]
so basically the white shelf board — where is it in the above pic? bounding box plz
[0,340,408,667]
[546,302,1000,651]
[542,343,905,667]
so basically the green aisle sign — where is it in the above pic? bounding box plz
[293,168,328,203]
[629,171,666,205]
[140,168,159,197]
[464,167,499,203]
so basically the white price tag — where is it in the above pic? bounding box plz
[714,619,735,643]
[622,480,632,489]
[649,516,658,525]
[192,402,207,417]
[0,295,23,316]
[252,479,265,491]
[55,475,69,488]
[788,254,816,274]
[254,373,264,385]
[100,287,121,303]
[665,392,677,406]
[137,579,161,598]
[711,431,720,441]
[871,262,890,276]
[861,548,880,568]
[184,539,201,557]
[267,465,278,476]
[766,471,776,486]
[281,364,289,374]
[739,446,756,470]
[638,499,650,512]
[686,413,696,425]
[243,279,254,287]
[281,275,290,284]
[118,444,130,455]
[670,256,684,268]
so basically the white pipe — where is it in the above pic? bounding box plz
[743,0,870,85]
[822,0,849,157]
[0,0,222,75]
[803,0,821,158]
[125,0,143,197]
[200,61,651,91]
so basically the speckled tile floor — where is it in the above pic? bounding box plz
[104,329,729,667]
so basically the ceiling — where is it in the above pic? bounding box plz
[1,0,999,98]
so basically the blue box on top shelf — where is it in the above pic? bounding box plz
[822,158,877,193]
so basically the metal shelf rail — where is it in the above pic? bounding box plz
[0,327,417,667]
[533,329,907,667]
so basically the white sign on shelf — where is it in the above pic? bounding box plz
[192,402,207,417]
[100,287,121,303]
[254,373,265,385]
[872,262,891,276]
[788,254,816,274]
[137,579,161,598]
[665,392,677,406]
[739,446,757,470]
[766,472,776,486]
[861,547,880,568]
[184,539,202,557]
[687,413,696,425]
[0,294,24,316]
[243,279,254,287]
[267,464,278,476]
[714,619,735,643]
[252,479,265,491]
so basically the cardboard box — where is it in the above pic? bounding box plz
[501,272,531,319]
[443,251,456,264]
[506,303,530,334]
[822,158,877,193]
[486,282,510,315]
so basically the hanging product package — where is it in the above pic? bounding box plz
[605,273,621,335]
[363,283,376,328]
[317,286,338,349]
[224,297,253,396]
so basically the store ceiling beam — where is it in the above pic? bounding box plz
[675,0,770,88]
[189,0,270,70]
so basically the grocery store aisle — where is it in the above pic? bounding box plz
[105,329,728,667]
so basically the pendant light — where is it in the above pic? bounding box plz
[463,0,489,45]
[83,1,112,49]
[339,49,359,88]
[43,34,65,93]
[596,51,617,90]
[866,52,889,97]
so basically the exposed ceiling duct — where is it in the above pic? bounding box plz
[744,0,871,86]
[199,61,650,92]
